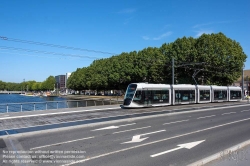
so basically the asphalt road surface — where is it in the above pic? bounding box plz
[0,104,250,166]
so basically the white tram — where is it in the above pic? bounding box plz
[121,83,242,108]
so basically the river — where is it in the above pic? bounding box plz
[0,94,66,104]
[0,94,117,113]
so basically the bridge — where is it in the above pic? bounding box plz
[0,91,23,94]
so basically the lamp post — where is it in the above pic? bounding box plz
[242,64,245,99]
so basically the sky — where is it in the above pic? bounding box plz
[0,0,249,83]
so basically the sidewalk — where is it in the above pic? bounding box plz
[206,144,250,166]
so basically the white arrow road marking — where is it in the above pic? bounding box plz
[121,130,166,144]
[92,123,136,131]
[150,140,205,157]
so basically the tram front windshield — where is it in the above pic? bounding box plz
[124,84,137,99]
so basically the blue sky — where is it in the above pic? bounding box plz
[0,0,249,83]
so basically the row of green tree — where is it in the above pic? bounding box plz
[67,33,247,91]
[0,76,56,91]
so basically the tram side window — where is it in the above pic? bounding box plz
[230,90,241,99]
[200,90,210,101]
[175,90,195,102]
[214,90,227,100]
[161,90,169,102]
[133,90,143,104]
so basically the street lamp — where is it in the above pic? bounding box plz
[242,64,245,100]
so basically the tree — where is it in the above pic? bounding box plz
[42,76,56,91]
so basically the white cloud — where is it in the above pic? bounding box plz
[153,32,172,40]
[193,21,232,28]
[142,36,150,40]
[142,31,172,41]
[195,30,213,37]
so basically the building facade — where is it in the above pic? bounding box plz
[55,75,66,90]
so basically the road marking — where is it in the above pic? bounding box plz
[241,110,250,112]
[92,123,136,131]
[222,112,236,115]
[61,117,250,166]
[163,119,189,125]
[0,107,121,120]
[113,126,151,134]
[30,136,94,150]
[150,140,205,157]
[121,130,166,144]
[197,115,216,119]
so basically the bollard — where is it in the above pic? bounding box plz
[94,101,96,106]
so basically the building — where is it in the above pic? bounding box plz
[65,72,71,88]
[65,72,71,93]
[55,75,66,90]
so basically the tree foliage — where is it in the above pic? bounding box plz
[67,33,247,91]
[0,76,55,91]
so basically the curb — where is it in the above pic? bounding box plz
[187,139,250,166]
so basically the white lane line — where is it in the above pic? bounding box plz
[118,123,136,127]
[197,115,216,119]
[30,136,94,150]
[139,130,166,136]
[113,126,151,134]
[222,112,236,115]
[92,123,136,131]
[61,117,250,166]
[0,107,120,120]
[241,110,250,112]
[163,119,189,125]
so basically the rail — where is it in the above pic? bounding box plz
[0,99,123,113]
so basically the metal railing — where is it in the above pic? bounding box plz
[0,99,123,113]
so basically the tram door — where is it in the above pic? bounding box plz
[142,88,152,106]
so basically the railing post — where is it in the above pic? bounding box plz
[110,99,111,105]
[102,99,104,105]
[21,104,22,112]
[7,104,8,113]
[86,100,87,107]
[94,101,96,106]
[46,102,47,110]
[57,102,58,109]
[77,101,78,108]
[34,103,35,111]
[67,101,69,108]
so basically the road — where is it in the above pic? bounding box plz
[1,104,250,166]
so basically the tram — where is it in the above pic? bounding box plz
[121,83,242,108]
